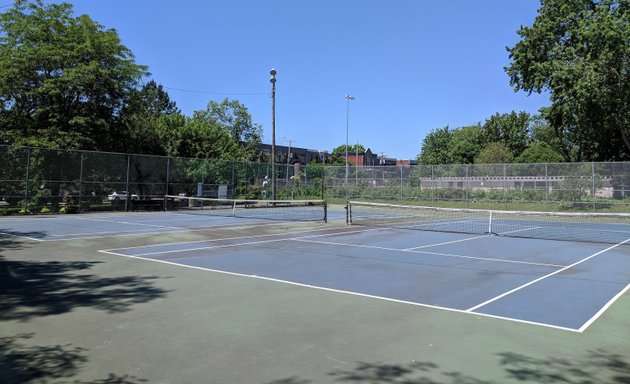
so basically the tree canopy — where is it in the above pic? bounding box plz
[505,0,630,161]
[0,0,148,150]
[418,112,536,165]
[0,1,264,162]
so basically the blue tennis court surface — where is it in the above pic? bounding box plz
[100,226,630,332]
[0,208,347,240]
[3,208,629,331]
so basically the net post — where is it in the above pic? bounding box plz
[324,200,328,223]
[345,201,350,225]
[231,199,236,217]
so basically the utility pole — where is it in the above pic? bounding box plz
[344,94,355,186]
[270,69,277,200]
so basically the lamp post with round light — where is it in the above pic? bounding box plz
[270,69,277,200]
[344,94,355,186]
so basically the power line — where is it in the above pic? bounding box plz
[165,86,270,96]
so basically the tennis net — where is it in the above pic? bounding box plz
[165,195,327,222]
[347,201,630,245]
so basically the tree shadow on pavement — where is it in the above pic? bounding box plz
[498,350,630,384]
[0,234,169,322]
[0,333,148,384]
[0,234,162,383]
[327,361,492,384]
[264,349,630,384]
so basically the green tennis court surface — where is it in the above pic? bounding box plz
[1,207,629,383]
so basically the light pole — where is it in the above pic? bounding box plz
[270,69,277,200]
[344,94,355,186]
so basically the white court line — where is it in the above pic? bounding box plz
[100,226,361,252]
[37,222,287,242]
[105,224,377,252]
[75,217,180,229]
[578,282,630,332]
[131,238,290,257]
[465,237,630,313]
[46,227,176,238]
[0,231,45,242]
[102,223,564,267]
[292,238,566,268]
[111,227,382,257]
[106,216,228,224]
[96,248,581,332]
[403,234,490,251]
[496,226,543,235]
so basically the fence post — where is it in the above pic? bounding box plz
[545,163,549,208]
[24,148,31,212]
[124,154,131,212]
[165,157,171,204]
[431,165,435,206]
[400,166,403,204]
[231,160,236,198]
[592,162,596,211]
[79,152,84,212]
[466,164,470,208]
[503,163,507,210]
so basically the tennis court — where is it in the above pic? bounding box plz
[98,220,629,332]
[1,199,630,383]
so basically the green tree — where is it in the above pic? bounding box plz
[332,143,366,164]
[482,111,530,158]
[506,0,630,161]
[122,80,181,155]
[0,0,148,150]
[514,142,564,163]
[175,114,236,159]
[449,124,486,164]
[418,126,452,165]
[154,113,187,157]
[199,98,263,161]
[475,142,513,164]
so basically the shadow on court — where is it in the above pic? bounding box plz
[0,334,147,384]
[262,350,630,384]
[0,234,163,383]
[0,234,169,321]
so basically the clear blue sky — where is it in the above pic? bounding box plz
[61,0,548,160]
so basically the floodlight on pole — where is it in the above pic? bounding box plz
[344,94,355,186]
[270,68,277,200]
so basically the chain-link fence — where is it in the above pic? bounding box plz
[325,162,630,212]
[1,145,629,214]
[0,146,325,214]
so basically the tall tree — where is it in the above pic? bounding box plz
[505,0,630,161]
[514,142,564,163]
[418,126,452,165]
[475,142,514,164]
[197,98,263,161]
[482,111,531,158]
[122,80,181,154]
[0,0,148,150]
[330,144,366,165]
[449,124,486,164]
